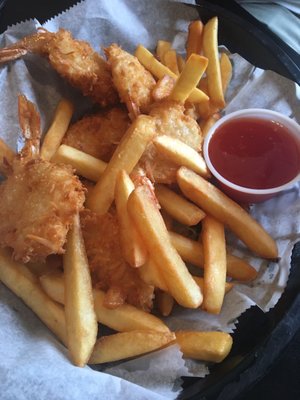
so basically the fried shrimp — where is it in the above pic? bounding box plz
[0,95,85,263]
[105,44,156,119]
[139,100,203,183]
[62,107,130,162]
[80,209,154,311]
[0,29,118,107]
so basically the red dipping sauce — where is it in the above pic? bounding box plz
[203,109,300,203]
[208,117,300,189]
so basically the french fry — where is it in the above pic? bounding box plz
[127,184,203,308]
[93,289,170,333]
[220,52,232,94]
[115,170,147,267]
[169,231,258,282]
[202,17,225,108]
[193,276,233,294]
[63,213,98,367]
[52,144,107,182]
[0,138,15,175]
[40,271,65,304]
[198,54,231,119]
[138,259,168,291]
[169,54,208,103]
[186,20,204,59]
[177,167,278,259]
[41,98,74,161]
[89,330,176,364]
[160,209,174,231]
[163,49,180,75]
[156,291,174,317]
[176,331,232,362]
[87,115,156,215]
[153,135,210,178]
[200,113,220,138]
[40,271,170,333]
[177,54,186,73]
[156,40,171,61]
[201,215,227,314]
[198,76,208,95]
[0,248,67,345]
[135,45,209,103]
[155,184,205,226]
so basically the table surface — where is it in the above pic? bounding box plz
[0,1,299,399]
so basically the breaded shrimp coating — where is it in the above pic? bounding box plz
[81,209,154,311]
[105,44,156,118]
[62,107,130,162]
[0,160,85,263]
[0,29,119,107]
[139,100,203,183]
[0,95,85,263]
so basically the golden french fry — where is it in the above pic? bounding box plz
[160,209,174,231]
[177,167,278,259]
[163,49,180,75]
[201,215,227,314]
[186,20,204,59]
[202,17,225,108]
[193,276,233,294]
[40,271,65,304]
[198,76,208,95]
[63,213,98,367]
[128,185,202,308]
[0,248,67,345]
[0,138,15,175]
[153,135,210,178]
[135,45,208,104]
[87,115,156,215]
[169,54,208,103]
[52,144,107,182]
[40,271,170,333]
[156,40,171,61]
[176,331,233,362]
[41,98,74,161]
[155,184,205,226]
[198,55,231,120]
[177,54,186,73]
[115,170,147,267]
[93,289,170,333]
[40,272,169,332]
[156,291,174,317]
[200,113,220,138]
[169,230,258,281]
[138,258,168,292]
[89,330,176,364]
[220,52,232,94]
[197,75,218,120]
[152,75,176,102]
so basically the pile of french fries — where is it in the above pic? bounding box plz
[0,16,278,373]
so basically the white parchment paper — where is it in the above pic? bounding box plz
[0,0,299,398]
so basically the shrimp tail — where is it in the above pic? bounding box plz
[18,94,41,159]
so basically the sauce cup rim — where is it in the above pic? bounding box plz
[203,108,300,196]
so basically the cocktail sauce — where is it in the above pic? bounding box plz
[208,117,300,189]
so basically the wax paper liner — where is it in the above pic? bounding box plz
[0,0,299,398]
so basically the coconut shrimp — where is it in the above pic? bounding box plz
[0,95,85,263]
[0,29,118,107]
[139,100,203,183]
[80,208,154,311]
[62,106,130,162]
[105,44,156,119]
